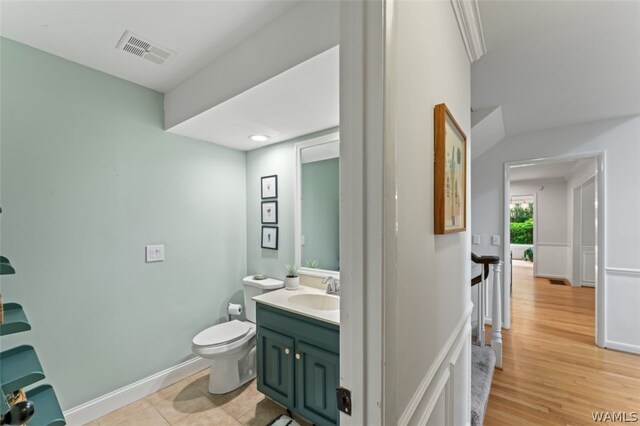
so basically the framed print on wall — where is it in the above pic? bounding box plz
[261,175,278,199]
[261,226,279,250]
[434,103,467,234]
[261,201,278,224]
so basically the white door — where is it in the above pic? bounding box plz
[572,177,596,287]
[572,186,581,285]
[580,178,596,287]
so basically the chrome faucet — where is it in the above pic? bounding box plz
[324,276,340,295]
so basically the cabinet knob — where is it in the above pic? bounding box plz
[295,353,301,360]
[284,348,290,355]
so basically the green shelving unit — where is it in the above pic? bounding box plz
[0,256,15,275]
[27,386,65,426]
[0,345,45,394]
[0,248,66,425]
[0,303,31,336]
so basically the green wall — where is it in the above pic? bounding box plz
[0,38,248,409]
[246,141,296,280]
[301,158,339,271]
[246,128,338,279]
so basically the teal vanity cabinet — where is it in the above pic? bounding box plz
[256,327,295,408]
[256,302,340,426]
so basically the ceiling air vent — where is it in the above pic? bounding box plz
[116,30,175,65]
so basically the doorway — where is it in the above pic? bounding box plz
[503,153,605,346]
[509,194,535,277]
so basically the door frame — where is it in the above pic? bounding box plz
[502,151,606,347]
[339,1,385,425]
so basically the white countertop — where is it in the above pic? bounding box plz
[253,285,340,326]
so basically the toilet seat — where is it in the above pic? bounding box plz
[192,320,256,358]
[193,320,252,346]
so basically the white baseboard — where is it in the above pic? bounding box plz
[606,340,640,355]
[535,274,569,281]
[64,357,210,425]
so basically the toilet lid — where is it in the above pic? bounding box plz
[193,320,252,347]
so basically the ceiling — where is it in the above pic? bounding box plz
[472,0,640,137]
[301,140,340,164]
[10,1,633,153]
[168,46,339,151]
[509,158,596,183]
[0,0,296,92]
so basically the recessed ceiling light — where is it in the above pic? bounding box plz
[249,135,270,142]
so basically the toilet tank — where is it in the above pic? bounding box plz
[243,276,284,323]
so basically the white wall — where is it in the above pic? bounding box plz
[511,179,568,278]
[384,1,471,423]
[164,1,339,129]
[471,115,640,354]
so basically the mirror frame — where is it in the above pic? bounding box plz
[294,131,341,279]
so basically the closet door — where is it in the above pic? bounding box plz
[580,178,596,287]
[572,186,581,285]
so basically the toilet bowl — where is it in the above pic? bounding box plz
[192,276,283,394]
[192,320,257,394]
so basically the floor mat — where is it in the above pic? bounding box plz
[266,413,301,426]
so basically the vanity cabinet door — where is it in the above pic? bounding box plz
[295,341,340,426]
[257,327,295,409]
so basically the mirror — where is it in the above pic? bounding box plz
[295,133,340,277]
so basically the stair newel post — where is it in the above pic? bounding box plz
[491,261,503,369]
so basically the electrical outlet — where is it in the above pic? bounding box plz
[491,235,501,246]
[146,245,165,262]
[472,235,480,245]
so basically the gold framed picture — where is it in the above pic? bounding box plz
[434,103,467,234]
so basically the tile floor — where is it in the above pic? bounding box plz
[87,369,312,426]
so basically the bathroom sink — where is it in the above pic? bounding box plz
[287,294,340,311]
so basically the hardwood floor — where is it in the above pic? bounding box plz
[484,261,640,425]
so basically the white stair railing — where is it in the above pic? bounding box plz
[477,268,486,348]
[491,261,503,369]
[472,253,503,369]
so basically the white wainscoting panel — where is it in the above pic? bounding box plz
[398,304,472,426]
[511,244,532,260]
[423,371,449,426]
[605,268,640,355]
[535,243,569,279]
[581,246,596,286]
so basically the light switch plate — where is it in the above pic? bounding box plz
[472,235,480,245]
[146,245,165,262]
[491,235,500,246]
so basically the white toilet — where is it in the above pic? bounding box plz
[192,276,284,394]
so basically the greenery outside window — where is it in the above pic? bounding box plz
[510,202,534,244]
